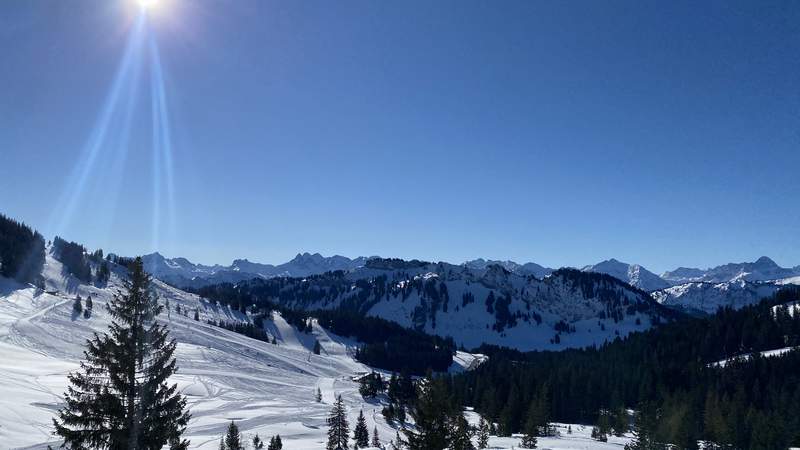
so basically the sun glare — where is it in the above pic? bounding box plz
[138,0,158,11]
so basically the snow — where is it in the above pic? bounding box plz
[651,280,783,315]
[463,410,631,449]
[0,254,627,449]
[711,346,799,368]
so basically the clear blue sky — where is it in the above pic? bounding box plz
[1,0,799,273]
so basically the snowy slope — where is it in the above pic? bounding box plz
[0,254,630,450]
[582,259,670,292]
[0,254,383,449]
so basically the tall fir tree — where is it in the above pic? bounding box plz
[223,421,243,450]
[624,402,661,450]
[403,374,451,450]
[353,409,370,448]
[268,434,283,450]
[449,414,476,450]
[371,426,381,448]
[53,257,190,449]
[252,434,264,450]
[476,417,490,449]
[327,395,350,450]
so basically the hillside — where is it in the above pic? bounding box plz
[196,259,678,351]
[0,252,388,449]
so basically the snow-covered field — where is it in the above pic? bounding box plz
[0,254,628,449]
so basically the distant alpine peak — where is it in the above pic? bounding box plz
[582,258,670,292]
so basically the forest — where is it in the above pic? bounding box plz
[442,287,800,449]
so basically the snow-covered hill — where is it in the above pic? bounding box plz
[0,253,632,449]
[142,252,369,289]
[0,253,389,449]
[215,259,677,351]
[582,259,670,292]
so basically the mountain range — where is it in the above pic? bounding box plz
[148,251,800,294]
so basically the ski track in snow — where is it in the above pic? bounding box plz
[0,255,629,449]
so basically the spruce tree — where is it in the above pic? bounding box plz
[53,257,190,449]
[449,414,476,450]
[371,426,380,448]
[624,402,660,450]
[477,417,490,449]
[327,395,350,450]
[403,374,450,450]
[353,409,370,448]
[268,434,283,450]
[253,434,265,450]
[73,295,82,314]
[224,421,243,450]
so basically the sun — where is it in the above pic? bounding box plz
[137,0,159,11]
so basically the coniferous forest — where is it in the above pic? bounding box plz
[0,213,45,286]
[441,287,800,449]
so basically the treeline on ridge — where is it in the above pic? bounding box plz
[192,282,456,375]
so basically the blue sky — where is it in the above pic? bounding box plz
[1,0,799,273]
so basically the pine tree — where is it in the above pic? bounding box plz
[354,409,370,448]
[53,257,190,449]
[372,426,381,448]
[403,374,451,450]
[624,402,661,450]
[477,417,490,449]
[317,387,324,402]
[85,295,93,310]
[327,395,350,450]
[253,434,265,450]
[449,414,476,450]
[268,434,283,450]
[224,421,243,450]
[73,295,82,314]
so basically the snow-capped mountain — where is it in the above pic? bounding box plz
[211,258,679,351]
[582,259,670,292]
[142,252,369,288]
[463,258,553,279]
[651,280,786,315]
[661,256,800,284]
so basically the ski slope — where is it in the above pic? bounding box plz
[0,254,629,449]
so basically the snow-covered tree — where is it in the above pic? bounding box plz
[53,257,190,449]
[317,386,323,402]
